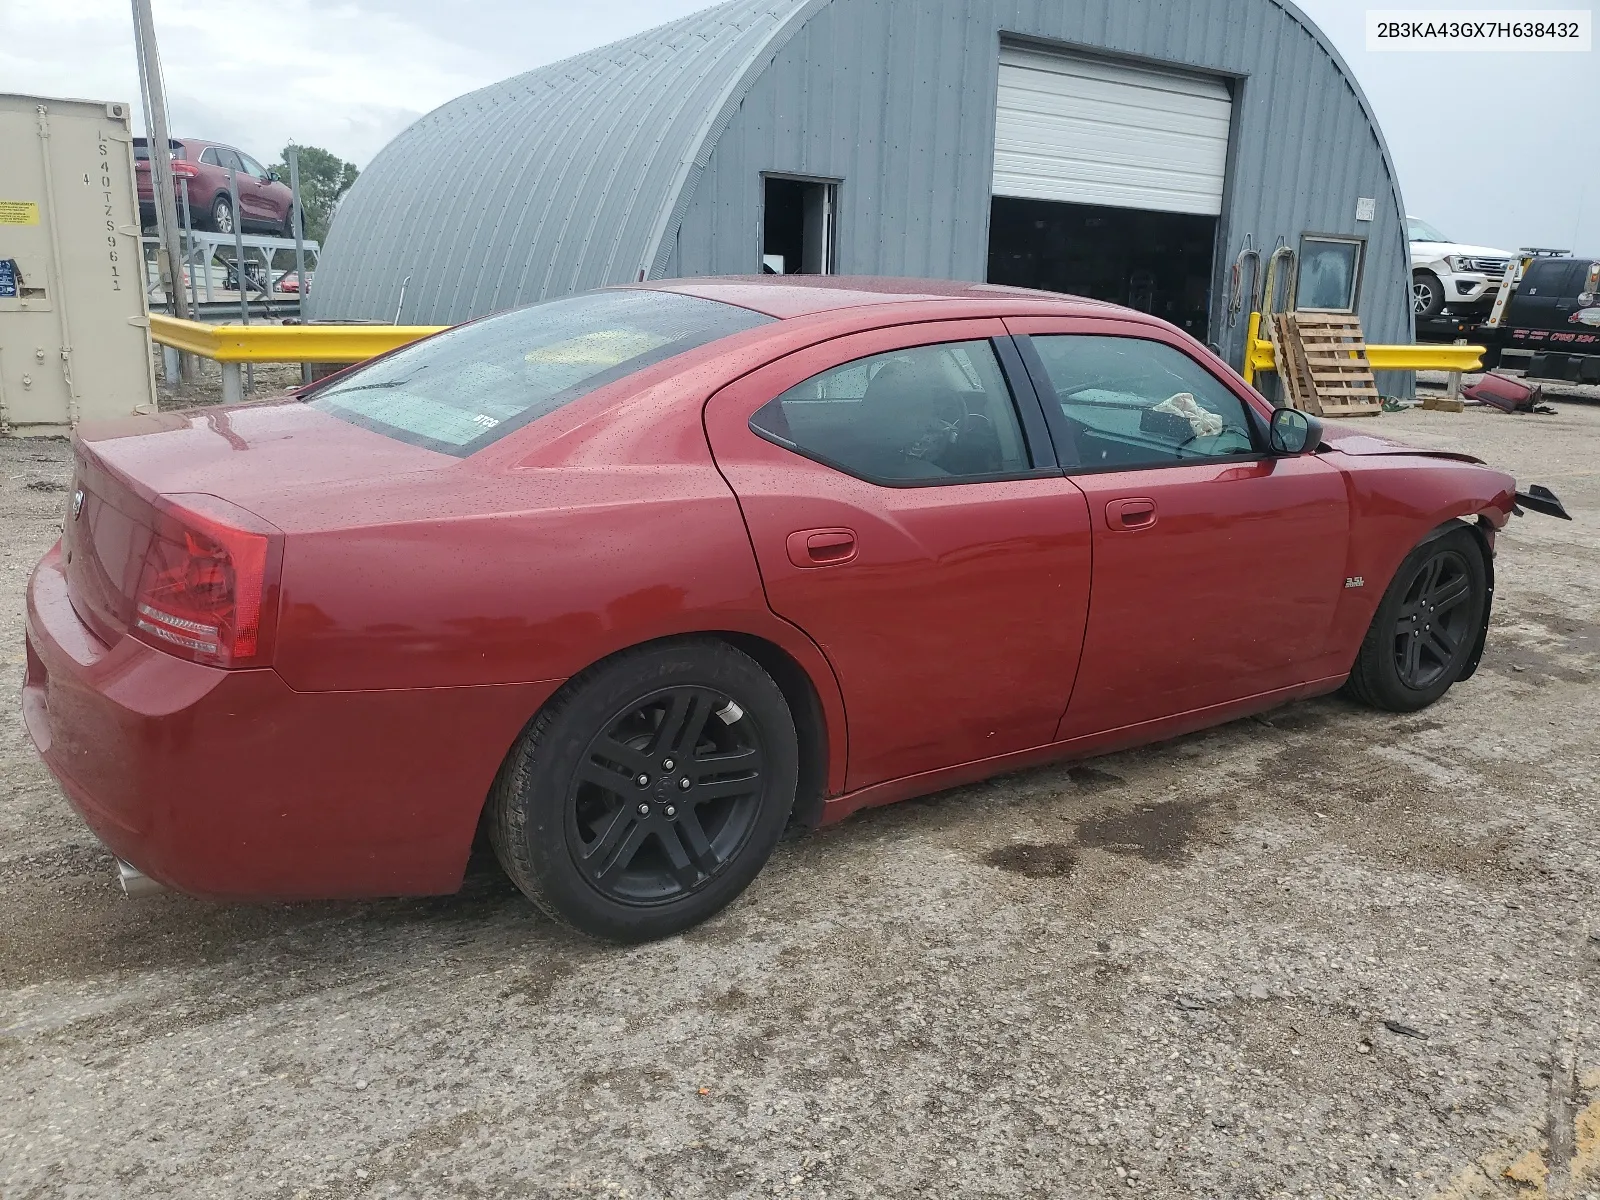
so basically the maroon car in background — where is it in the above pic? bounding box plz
[135,137,295,236]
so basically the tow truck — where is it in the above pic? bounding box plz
[1476,249,1600,383]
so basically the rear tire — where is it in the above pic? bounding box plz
[209,194,234,235]
[1343,526,1487,712]
[488,639,798,942]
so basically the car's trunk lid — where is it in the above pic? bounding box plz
[63,445,153,646]
[64,400,455,645]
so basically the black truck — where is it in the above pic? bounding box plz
[1483,254,1600,383]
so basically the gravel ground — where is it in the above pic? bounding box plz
[2,399,1598,1200]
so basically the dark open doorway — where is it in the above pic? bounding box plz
[762,175,836,275]
[987,197,1217,339]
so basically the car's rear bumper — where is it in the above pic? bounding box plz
[23,543,561,900]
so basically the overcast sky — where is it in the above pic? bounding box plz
[2,0,1594,254]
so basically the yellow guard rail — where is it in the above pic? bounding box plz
[150,315,447,403]
[151,312,1486,401]
[150,314,444,364]
[1242,311,1484,386]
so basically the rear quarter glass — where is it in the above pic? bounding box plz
[306,290,773,457]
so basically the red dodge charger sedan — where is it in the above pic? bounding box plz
[23,277,1557,940]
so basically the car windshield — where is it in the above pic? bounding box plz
[1407,217,1450,243]
[307,290,772,456]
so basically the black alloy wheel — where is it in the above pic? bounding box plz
[569,686,765,905]
[1344,526,1488,713]
[488,639,798,941]
[1391,547,1474,689]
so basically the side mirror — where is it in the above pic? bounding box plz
[1269,406,1323,455]
[268,170,280,182]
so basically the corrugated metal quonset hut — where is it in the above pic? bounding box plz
[309,0,1412,374]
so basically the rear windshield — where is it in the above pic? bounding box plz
[132,139,186,160]
[307,290,772,455]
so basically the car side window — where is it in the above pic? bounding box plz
[750,340,1031,484]
[199,147,220,167]
[238,153,267,179]
[1028,335,1257,471]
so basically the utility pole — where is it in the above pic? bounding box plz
[288,147,310,384]
[130,0,194,380]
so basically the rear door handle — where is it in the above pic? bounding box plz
[1106,497,1157,531]
[786,527,857,567]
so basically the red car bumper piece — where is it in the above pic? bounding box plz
[23,544,560,900]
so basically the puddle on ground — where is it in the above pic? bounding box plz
[984,842,1078,878]
[1074,798,1207,863]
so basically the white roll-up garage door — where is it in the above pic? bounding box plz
[993,45,1233,216]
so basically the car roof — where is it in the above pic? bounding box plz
[177,139,251,156]
[635,275,1126,321]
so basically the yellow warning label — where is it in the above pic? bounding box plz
[0,201,40,225]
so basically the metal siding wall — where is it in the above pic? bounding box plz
[673,0,1001,283]
[308,0,802,325]
[673,0,1409,369]
[314,0,1409,382]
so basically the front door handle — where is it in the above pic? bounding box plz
[1106,497,1157,531]
[786,527,857,567]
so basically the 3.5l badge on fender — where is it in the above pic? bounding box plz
[1345,576,1365,588]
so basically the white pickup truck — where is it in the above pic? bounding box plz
[1408,216,1515,320]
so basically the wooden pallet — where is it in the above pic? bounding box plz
[1280,312,1384,418]
[1269,313,1316,412]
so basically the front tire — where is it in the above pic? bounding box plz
[488,640,798,941]
[1343,527,1487,712]
[1412,270,1446,319]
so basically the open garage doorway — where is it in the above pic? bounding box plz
[987,197,1217,338]
[987,45,1232,341]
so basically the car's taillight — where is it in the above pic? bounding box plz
[131,494,282,668]
[170,160,199,179]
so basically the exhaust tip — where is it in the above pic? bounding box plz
[116,858,165,898]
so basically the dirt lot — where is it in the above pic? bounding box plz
[2,397,1597,1199]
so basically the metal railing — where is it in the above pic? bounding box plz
[143,231,319,308]
[148,310,1490,406]
[1241,311,1485,386]
[149,314,444,402]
